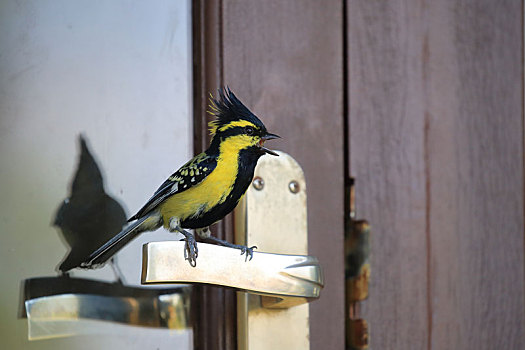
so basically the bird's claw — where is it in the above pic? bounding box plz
[240,245,257,262]
[183,235,198,267]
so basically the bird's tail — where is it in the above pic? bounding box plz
[81,212,163,268]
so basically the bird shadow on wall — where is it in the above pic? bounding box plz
[18,135,189,340]
[54,135,127,281]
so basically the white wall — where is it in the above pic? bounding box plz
[0,1,192,348]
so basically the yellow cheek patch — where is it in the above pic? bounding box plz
[220,134,257,152]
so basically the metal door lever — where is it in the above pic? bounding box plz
[141,241,323,306]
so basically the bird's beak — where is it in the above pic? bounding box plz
[260,133,280,156]
[263,132,280,141]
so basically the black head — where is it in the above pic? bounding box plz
[208,87,279,156]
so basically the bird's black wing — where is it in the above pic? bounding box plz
[128,152,217,221]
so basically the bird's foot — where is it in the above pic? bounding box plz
[182,233,198,267]
[170,218,198,267]
[238,245,257,262]
[200,235,257,262]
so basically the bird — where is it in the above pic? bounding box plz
[54,135,128,281]
[82,87,279,268]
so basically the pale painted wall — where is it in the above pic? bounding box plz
[0,1,193,348]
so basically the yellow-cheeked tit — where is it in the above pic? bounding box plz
[82,87,279,267]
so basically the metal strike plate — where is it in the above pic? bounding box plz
[235,151,317,350]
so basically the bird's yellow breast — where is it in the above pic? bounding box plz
[159,135,252,227]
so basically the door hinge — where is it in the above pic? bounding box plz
[345,178,370,349]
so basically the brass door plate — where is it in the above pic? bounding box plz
[235,151,320,350]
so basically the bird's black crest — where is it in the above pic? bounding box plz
[208,87,264,136]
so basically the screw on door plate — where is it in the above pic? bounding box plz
[252,177,264,190]
[288,180,300,194]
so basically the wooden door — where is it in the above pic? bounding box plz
[193,1,525,349]
[348,0,524,349]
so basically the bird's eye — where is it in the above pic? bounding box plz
[245,126,254,135]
